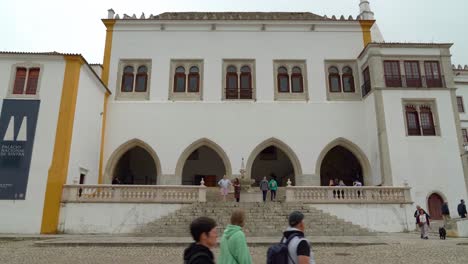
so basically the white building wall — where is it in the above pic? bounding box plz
[58,203,184,234]
[363,93,383,185]
[456,82,468,129]
[67,66,106,185]
[0,56,65,233]
[382,89,468,214]
[103,24,383,185]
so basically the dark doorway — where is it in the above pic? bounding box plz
[113,146,157,184]
[251,146,295,186]
[320,146,363,186]
[182,146,226,185]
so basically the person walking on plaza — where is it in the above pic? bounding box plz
[441,201,450,223]
[260,176,269,202]
[281,211,316,264]
[218,175,232,202]
[184,217,217,264]
[233,178,241,203]
[416,207,430,239]
[269,174,278,201]
[458,199,467,218]
[218,209,252,264]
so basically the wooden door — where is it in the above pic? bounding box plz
[428,193,444,220]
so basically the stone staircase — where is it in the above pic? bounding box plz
[137,202,374,237]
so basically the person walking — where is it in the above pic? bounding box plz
[218,209,252,264]
[218,175,232,202]
[259,176,269,202]
[233,178,241,203]
[269,174,278,201]
[281,211,316,264]
[183,217,217,264]
[458,199,467,218]
[416,208,430,239]
[441,201,450,223]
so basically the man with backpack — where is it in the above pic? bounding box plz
[183,217,217,264]
[267,211,316,264]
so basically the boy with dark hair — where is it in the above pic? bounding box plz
[184,217,217,264]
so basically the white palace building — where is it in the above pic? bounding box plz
[1,1,468,235]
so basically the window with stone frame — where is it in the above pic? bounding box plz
[9,66,41,98]
[404,102,439,136]
[117,60,151,100]
[457,96,465,113]
[223,60,255,100]
[384,60,402,87]
[325,61,359,100]
[169,60,203,101]
[462,129,468,143]
[273,60,308,101]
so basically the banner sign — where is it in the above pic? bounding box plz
[0,99,40,200]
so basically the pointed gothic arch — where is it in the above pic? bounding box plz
[104,139,162,184]
[316,137,371,186]
[175,138,232,185]
[245,138,302,186]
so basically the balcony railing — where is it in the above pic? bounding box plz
[361,80,372,97]
[384,75,445,88]
[285,186,412,204]
[225,88,253,99]
[62,185,207,203]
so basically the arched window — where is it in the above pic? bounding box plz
[342,66,355,93]
[121,66,135,92]
[135,66,148,92]
[420,106,436,136]
[291,67,303,93]
[25,68,40,95]
[174,66,186,92]
[13,67,27,94]
[240,66,251,89]
[406,105,421,136]
[188,66,200,92]
[328,66,341,92]
[240,66,252,99]
[226,66,238,89]
[277,66,289,93]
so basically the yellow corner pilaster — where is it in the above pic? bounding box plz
[40,55,83,234]
[359,20,375,47]
[98,19,115,183]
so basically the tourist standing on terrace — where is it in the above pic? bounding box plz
[218,175,232,202]
[259,176,269,202]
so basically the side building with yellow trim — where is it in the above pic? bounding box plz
[0,52,109,234]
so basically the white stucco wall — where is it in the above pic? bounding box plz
[382,89,468,214]
[0,55,65,233]
[363,93,383,185]
[312,204,415,232]
[58,203,184,234]
[67,66,106,185]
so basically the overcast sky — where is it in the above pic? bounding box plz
[1,0,467,65]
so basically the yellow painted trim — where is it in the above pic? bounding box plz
[98,20,115,183]
[98,92,109,184]
[40,55,83,234]
[359,20,375,47]
[101,20,115,86]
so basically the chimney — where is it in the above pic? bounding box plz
[359,0,375,20]
[108,9,115,19]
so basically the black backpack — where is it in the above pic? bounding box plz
[185,251,210,264]
[266,234,300,264]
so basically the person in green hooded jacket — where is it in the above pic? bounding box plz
[218,209,252,264]
[268,174,278,201]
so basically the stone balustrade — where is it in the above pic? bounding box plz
[285,186,412,204]
[62,185,206,203]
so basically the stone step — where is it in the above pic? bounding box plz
[136,202,374,237]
